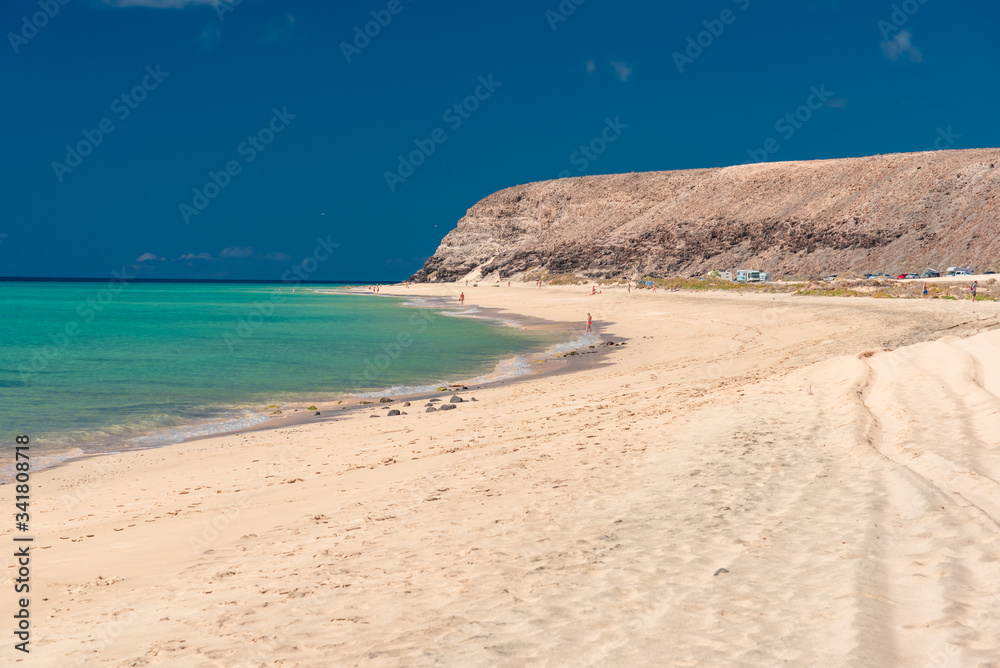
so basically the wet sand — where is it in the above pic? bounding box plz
[5,283,1000,666]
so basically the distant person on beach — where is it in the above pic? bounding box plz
[923,282,929,298]
[627,281,631,294]
[591,285,597,295]
[537,280,541,289]
[459,292,465,305]
[586,313,592,332]
[971,281,978,301]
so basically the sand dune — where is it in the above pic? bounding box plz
[5,285,999,667]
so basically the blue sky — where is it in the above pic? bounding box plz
[2,0,998,280]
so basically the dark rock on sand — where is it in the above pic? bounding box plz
[380,397,393,403]
[314,411,321,416]
[714,568,730,576]
[403,402,411,407]
[369,414,379,418]
[450,395,464,403]
[426,407,437,412]
[439,404,457,411]
[387,409,401,416]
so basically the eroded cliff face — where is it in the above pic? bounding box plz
[411,149,1000,281]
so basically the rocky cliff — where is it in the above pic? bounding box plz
[411,149,1000,281]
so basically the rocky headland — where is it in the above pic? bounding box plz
[412,149,1000,281]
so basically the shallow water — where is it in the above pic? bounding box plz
[0,281,559,476]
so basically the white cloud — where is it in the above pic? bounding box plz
[136,252,164,262]
[178,252,214,260]
[264,252,291,261]
[586,60,596,74]
[102,0,217,7]
[196,22,221,50]
[881,30,922,63]
[220,246,253,258]
[610,61,632,82]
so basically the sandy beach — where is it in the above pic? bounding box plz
[6,285,1000,667]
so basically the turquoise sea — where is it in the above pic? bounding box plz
[0,281,561,478]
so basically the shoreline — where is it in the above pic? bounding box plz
[177,293,613,450]
[1,287,603,484]
[7,283,1000,665]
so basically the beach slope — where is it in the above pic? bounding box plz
[6,285,1000,667]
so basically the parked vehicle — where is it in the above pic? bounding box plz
[822,275,838,282]
[896,274,908,279]
[735,269,769,283]
[905,273,921,279]
[946,266,976,276]
[921,269,940,278]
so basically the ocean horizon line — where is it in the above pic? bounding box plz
[0,276,400,285]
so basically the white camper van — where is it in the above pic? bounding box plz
[946,266,976,276]
[735,269,769,283]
